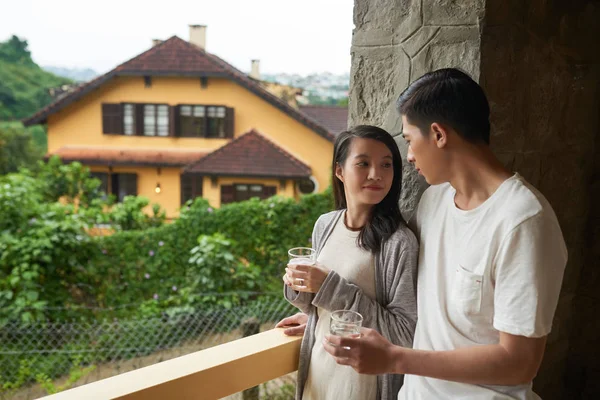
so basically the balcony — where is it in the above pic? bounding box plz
[39,328,301,400]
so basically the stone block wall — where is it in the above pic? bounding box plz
[349,0,485,217]
[349,1,600,398]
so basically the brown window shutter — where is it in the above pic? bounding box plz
[169,105,180,137]
[129,174,138,196]
[264,186,277,198]
[135,104,145,135]
[225,107,234,138]
[221,184,235,204]
[121,174,137,196]
[113,173,137,201]
[102,103,123,134]
[180,173,203,205]
[180,174,192,205]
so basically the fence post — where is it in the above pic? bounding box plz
[241,317,260,400]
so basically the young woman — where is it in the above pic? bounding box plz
[280,125,418,400]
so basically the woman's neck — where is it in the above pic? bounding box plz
[345,202,372,229]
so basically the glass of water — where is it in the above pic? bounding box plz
[288,247,315,264]
[287,247,315,287]
[330,310,363,337]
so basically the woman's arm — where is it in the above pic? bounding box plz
[312,231,418,348]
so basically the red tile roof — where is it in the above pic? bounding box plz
[50,146,208,167]
[299,105,348,137]
[23,36,334,142]
[185,130,311,178]
[114,37,229,75]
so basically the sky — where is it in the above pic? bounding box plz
[1,0,355,75]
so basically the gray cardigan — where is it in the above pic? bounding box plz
[284,210,419,400]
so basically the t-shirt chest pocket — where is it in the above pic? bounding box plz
[451,265,483,315]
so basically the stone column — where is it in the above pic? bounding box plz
[349,0,485,217]
[349,1,600,398]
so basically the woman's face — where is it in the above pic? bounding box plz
[335,137,394,208]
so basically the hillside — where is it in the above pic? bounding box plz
[43,65,98,82]
[0,35,72,121]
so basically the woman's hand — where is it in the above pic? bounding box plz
[284,261,330,293]
[276,313,308,336]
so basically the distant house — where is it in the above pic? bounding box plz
[298,105,348,136]
[24,25,343,218]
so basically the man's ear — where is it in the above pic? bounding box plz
[430,122,448,149]
[335,163,344,182]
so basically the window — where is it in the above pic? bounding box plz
[234,184,259,202]
[180,105,205,137]
[111,173,137,202]
[221,184,276,204]
[101,103,233,138]
[177,105,234,138]
[298,177,317,194]
[144,104,169,137]
[180,174,203,205]
[123,104,135,135]
[90,172,109,195]
[88,172,137,202]
[206,106,226,138]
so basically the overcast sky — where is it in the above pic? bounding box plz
[1,0,355,75]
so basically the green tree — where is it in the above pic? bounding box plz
[0,35,32,65]
[0,123,44,175]
[0,35,72,120]
[337,97,349,106]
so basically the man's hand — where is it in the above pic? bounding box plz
[276,313,308,336]
[326,328,548,386]
[323,327,403,375]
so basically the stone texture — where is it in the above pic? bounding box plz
[350,1,484,219]
[423,0,484,26]
[348,46,410,128]
[402,26,441,58]
[352,0,421,46]
[411,26,481,82]
[351,0,600,398]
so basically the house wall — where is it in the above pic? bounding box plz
[47,76,333,214]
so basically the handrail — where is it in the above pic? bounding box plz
[39,328,302,400]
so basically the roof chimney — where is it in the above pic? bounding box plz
[250,59,260,80]
[152,39,163,47]
[189,25,206,50]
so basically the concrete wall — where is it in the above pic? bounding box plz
[480,2,600,398]
[349,1,600,398]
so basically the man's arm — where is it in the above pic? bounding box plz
[324,329,547,386]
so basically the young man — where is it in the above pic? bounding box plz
[281,68,568,399]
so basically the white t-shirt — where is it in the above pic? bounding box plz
[399,173,567,400]
[303,215,377,400]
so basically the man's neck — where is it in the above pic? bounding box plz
[449,144,513,211]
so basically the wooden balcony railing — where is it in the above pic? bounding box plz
[40,328,302,400]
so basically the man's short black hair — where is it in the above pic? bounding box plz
[397,68,491,144]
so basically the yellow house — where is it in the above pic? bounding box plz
[24,26,344,218]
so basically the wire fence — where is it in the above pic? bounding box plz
[0,293,298,400]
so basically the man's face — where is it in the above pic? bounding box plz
[401,115,447,185]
